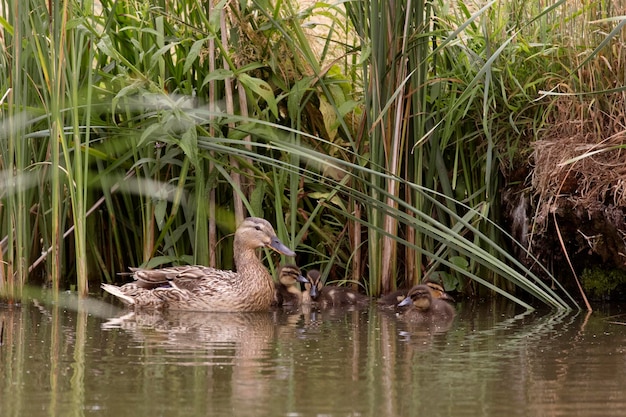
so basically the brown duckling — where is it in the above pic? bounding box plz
[307,269,370,307]
[377,281,454,309]
[425,281,455,302]
[272,264,310,307]
[396,284,456,325]
[101,217,295,312]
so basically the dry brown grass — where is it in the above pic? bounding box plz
[529,88,626,272]
[532,95,626,230]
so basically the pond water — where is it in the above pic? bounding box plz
[1,293,626,417]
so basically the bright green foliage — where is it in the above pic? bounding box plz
[4,0,616,310]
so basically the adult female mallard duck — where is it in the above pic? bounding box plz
[272,264,310,307]
[306,269,370,307]
[396,284,456,325]
[377,280,455,309]
[101,217,295,312]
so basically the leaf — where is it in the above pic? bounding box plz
[237,73,279,118]
[96,35,122,61]
[450,256,469,270]
[150,41,181,71]
[229,122,282,142]
[250,179,266,217]
[184,38,206,74]
[154,198,168,230]
[308,191,347,211]
[318,96,338,140]
[144,256,181,269]
[178,124,199,167]
[0,15,14,36]
[430,271,460,292]
[201,69,234,88]
[287,77,315,121]
[139,123,166,147]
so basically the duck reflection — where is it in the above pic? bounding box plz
[103,309,277,354]
[103,310,278,413]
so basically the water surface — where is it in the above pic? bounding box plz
[1,295,626,417]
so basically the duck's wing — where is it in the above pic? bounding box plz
[131,266,237,292]
[130,266,177,287]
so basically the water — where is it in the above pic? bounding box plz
[1,295,626,417]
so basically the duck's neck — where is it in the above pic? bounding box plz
[233,239,275,299]
[233,242,265,275]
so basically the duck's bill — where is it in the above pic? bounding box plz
[309,283,319,299]
[296,274,309,284]
[397,296,413,308]
[269,237,296,257]
[440,292,455,302]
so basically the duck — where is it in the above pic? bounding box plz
[395,284,456,325]
[306,269,370,307]
[272,264,310,307]
[101,217,295,312]
[377,280,454,309]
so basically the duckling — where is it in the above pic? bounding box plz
[101,217,295,312]
[377,280,454,309]
[272,264,310,307]
[425,281,455,303]
[396,284,456,324]
[307,269,370,307]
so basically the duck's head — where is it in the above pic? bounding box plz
[305,269,322,299]
[397,284,432,311]
[236,217,295,256]
[425,281,455,302]
[278,264,309,287]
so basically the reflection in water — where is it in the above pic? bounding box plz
[103,310,278,416]
[2,298,626,416]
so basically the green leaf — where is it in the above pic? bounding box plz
[0,15,14,36]
[201,69,235,88]
[450,256,469,270]
[144,256,182,269]
[238,73,279,118]
[184,38,206,74]
[287,77,315,121]
[139,123,166,147]
[154,198,168,230]
[250,180,266,217]
[309,191,347,211]
[179,124,199,167]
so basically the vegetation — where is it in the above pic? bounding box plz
[581,267,626,300]
[1,0,623,310]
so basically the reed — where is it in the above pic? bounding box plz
[4,0,620,309]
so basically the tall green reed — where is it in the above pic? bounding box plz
[344,0,497,296]
[0,0,589,309]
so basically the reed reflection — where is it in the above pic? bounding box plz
[4,298,626,417]
[0,301,92,417]
[102,309,285,416]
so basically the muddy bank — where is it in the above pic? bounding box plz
[501,101,626,300]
